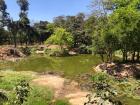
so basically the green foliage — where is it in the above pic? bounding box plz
[92,72,108,82]
[85,73,122,105]
[84,84,121,105]
[108,0,140,61]
[20,47,31,56]
[45,28,73,48]
[0,71,54,105]
[0,0,9,28]
[89,0,140,62]
[0,91,8,105]
[0,71,34,90]
[23,86,53,105]
[53,13,92,51]
[54,99,71,105]
[14,80,30,105]
[45,48,69,57]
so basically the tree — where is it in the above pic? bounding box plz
[8,20,19,48]
[103,32,119,62]
[90,0,140,62]
[45,28,73,50]
[0,0,10,45]
[17,0,30,46]
[108,0,140,62]
[0,0,9,28]
[33,21,53,44]
[53,16,66,28]
[53,13,92,54]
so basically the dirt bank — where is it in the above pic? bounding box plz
[32,74,90,105]
[0,47,25,61]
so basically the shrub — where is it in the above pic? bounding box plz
[0,91,8,105]
[20,47,31,56]
[45,48,69,57]
[92,72,108,83]
[78,44,91,54]
[14,80,30,105]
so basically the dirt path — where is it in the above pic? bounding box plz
[32,74,90,105]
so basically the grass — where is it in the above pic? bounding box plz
[0,71,36,90]
[54,99,71,105]
[23,85,54,105]
[0,71,71,105]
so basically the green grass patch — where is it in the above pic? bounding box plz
[23,85,54,105]
[54,99,71,105]
[0,71,36,90]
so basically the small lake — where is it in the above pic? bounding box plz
[0,55,101,77]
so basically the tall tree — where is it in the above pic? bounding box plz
[33,21,52,44]
[0,0,9,28]
[108,0,140,62]
[0,0,10,45]
[17,0,30,46]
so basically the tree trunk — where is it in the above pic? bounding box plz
[125,52,128,62]
[132,51,135,62]
[100,54,104,62]
[122,50,127,62]
[137,51,140,61]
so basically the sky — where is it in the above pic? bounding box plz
[5,0,92,22]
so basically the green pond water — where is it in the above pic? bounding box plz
[0,55,140,105]
[0,55,102,77]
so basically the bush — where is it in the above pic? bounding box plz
[14,80,30,105]
[78,44,91,54]
[5,84,54,105]
[45,48,69,57]
[92,72,108,83]
[30,47,38,54]
[20,47,31,56]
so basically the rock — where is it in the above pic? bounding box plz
[120,71,129,77]
[65,92,90,105]
[47,45,67,50]
[35,50,45,54]
[107,62,116,68]
[0,47,25,61]
[68,51,77,56]
[94,65,103,72]
[135,88,140,96]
